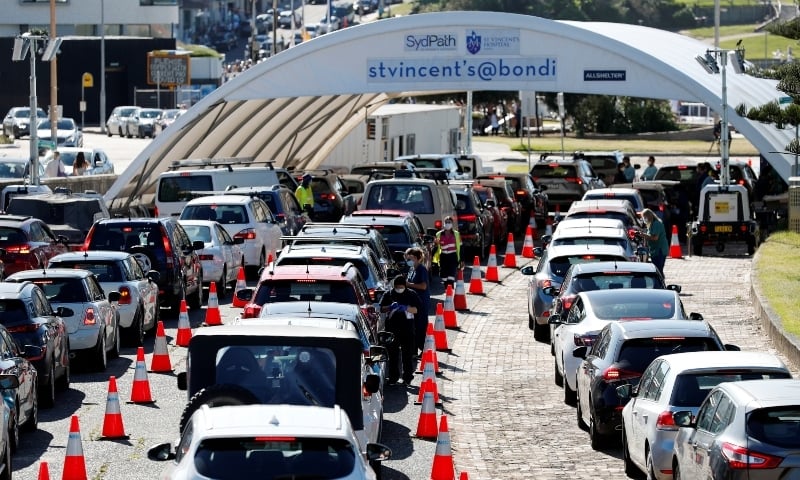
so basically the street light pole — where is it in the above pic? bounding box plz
[29,38,40,186]
[100,0,106,133]
[50,0,58,145]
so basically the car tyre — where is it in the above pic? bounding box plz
[188,272,204,310]
[646,449,658,480]
[528,314,534,331]
[109,320,121,359]
[92,333,107,373]
[533,321,549,342]
[8,406,18,453]
[563,374,577,406]
[673,460,682,480]
[589,407,604,450]
[39,360,56,409]
[621,425,641,478]
[56,351,70,392]
[576,394,588,431]
[179,384,260,434]
[122,306,145,347]
[554,360,563,387]
[169,284,186,319]
[0,437,10,480]
[21,388,38,434]
[217,268,228,299]
[691,237,703,256]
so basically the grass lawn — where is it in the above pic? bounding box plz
[681,24,761,39]
[674,0,772,7]
[477,134,760,156]
[755,231,800,338]
[382,2,413,17]
[720,34,799,59]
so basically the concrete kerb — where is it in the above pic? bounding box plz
[750,249,800,370]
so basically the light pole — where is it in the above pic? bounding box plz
[50,0,58,147]
[100,0,106,133]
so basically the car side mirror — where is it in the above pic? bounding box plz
[520,265,535,275]
[542,286,556,296]
[724,343,741,351]
[548,314,562,325]
[147,270,161,283]
[147,442,176,461]
[616,384,632,400]
[485,200,495,208]
[365,443,392,462]
[23,345,43,360]
[385,269,400,278]
[533,247,544,257]
[672,411,695,428]
[364,374,381,394]
[0,374,19,390]
[369,345,388,363]
[233,237,245,245]
[177,371,187,390]
[107,291,121,303]
[689,312,703,321]
[55,306,74,318]
[235,289,254,302]
[57,235,69,245]
[572,346,587,359]
[377,330,395,346]
[667,284,682,293]
[192,240,205,251]
[540,235,552,244]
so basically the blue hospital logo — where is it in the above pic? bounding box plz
[466,31,481,55]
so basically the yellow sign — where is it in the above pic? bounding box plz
[714,202,729,214]
[82,72,94,88]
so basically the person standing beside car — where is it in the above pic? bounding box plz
[640,156,658,181]
[379,276,420,385]
[295,173,314,214]
[641,208,669,278]
[45,151,67,178]
[434,216,462,287]
[72,152,88,176]
[623,155,636,182]
[405,247,430,354]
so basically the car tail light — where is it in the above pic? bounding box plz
[434,220,442,230]
[740,224,748,232]
[368,288,376,301]
[721,442,783,469]
[537,279,552,289]
[516,190,527,196]
[154,206,159,217]
[738,179,745,186]
[699,224,708,233]
[573,333,597,347]
[656,411,679,431]
[658,204,665,213]
[118,286,132,305]
[460,214,476,222]
[6,324,39,334]
[160,225,174,269]
[319,193,336,200]
[561,295,576,311]
[565,177,583,185]
[235,228,256,240]
[4,244,32,255]
[275,213,285,221]
[198,254,213,261]
[254,436,295,442]
[83,307,97,326]
[602,366,640,382]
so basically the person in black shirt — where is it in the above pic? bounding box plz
[379,276,421,385]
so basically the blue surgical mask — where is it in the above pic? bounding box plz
[406,259,415,267]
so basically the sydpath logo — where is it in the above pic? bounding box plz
[404,33,457,52]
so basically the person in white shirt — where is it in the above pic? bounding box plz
[44,151,67,178]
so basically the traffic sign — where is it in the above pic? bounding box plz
[82,72,94,88]
[37,140,56,150]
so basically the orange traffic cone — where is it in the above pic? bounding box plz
[37,462,51,480]
[231,266,248,308]
[130,347,154,404]
[175,299,192,347]
[150,321,172,373]
[669,224,683,259]
[485,245,499,282]
[503,233,517,268]
[459,473,469,480]
[204,282,222,326]
[468,256,484,295]
[430,415,456,480]
[522,225,535,258]
[443,285,458,329]
[415,362,441,405]
[453,269,468,311]
[432,303,449,352]
[417,323,439,374]
[101,376,128,440]
[63,416,87,480]
[415,391,438,440]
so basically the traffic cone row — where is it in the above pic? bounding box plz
[443,285,458,329]
[416,361,441,405]
[432,303,449,352]
[150,321,172,373]
[130,347,154,404]
[417,324,440,374]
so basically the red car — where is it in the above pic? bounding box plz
[471,184,509,247]
[0,214,69,277]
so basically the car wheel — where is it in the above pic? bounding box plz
[8,405,18,453]
[576,391,588,431]
[187,272,204,310]
[169,284,185,319]
[528,314,534,330]
[563,372,577,406]
[673,460,682,480]
[137,127,143,139]
[109,319,121,359]
[106,128,112,137]
[21,385,38,433]
[92,333,107,373]
[178,384,260,434]
[39,360,56,409]
[217,268,228,299]
[621,425,640,478]
[533,321,549,342]
[646,449,658,480]
[56,348,70,392]
[122,306,145,347]
[589,406,604,450]
[692,237,703,256]
[747,238,756,255]
[553,360,563,387]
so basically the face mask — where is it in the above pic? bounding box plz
[406,259,415,267]
[444,223,453,230]
[394,287,406,294]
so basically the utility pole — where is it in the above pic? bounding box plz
[50,0,58,146]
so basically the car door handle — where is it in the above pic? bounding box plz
[642,414,648,422]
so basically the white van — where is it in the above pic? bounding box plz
[154,159,296,217]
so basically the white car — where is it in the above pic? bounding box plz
[317,15,341,34]
[6,268,121,372]
[105,105,138,137]
[179,219,245,298]
[619,351,791,480]
[47,251,160,347]
[42,147,115,176]
[36,117,83,150]
[147,404,391,479]
[179,195,282,275]
[551,288,697,406]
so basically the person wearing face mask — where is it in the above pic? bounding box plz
[295,173,315,216]
[640,208,669,278]
[405,247,430,353]
[433,216,462,287]
[379,276,421,385]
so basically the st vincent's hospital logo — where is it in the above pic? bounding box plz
[466,31,481,54]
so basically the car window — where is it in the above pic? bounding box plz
[590,327,611,358]
[32,278,88,303]
[255,280,358,305]
[0,299,29,325]
[0,227,27,245]
[28,222,47,242]
[748,407,800,448]
[617,338,719,374]
[709,394,735,434]
[0,331,19,357]
[636,360,659,400]
[50,260,125,283]
[531,164,577,178]
[158,176,214,202]
[125,257,144,280]
[86,276,105,300]
[696,390,723,432]
[372,225,411,245]
[32,287,54,316]
[670,371,791,407]
[183,224,212,244]
[548,254,627,278]
[217,224,234,244]
[565,297,585,324]
[642,360,669,401]
[365,184,435,214]
[175,421,193,463]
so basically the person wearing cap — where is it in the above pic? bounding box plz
[295,173,315,215]
[640,208,669,278]
[433,215,462,287]
[379,275,421,385]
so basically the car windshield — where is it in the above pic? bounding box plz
[39,119,75,130]
[48,261,124,283]
[0,227,27,245]
[0,299,29,325]
[0,161,27,179]
[585,193,640,209]
[548,254,624,278]
[654,167,696,182]
[552,237,627,250]
[371,225,411,246]
[183,225,213,244]
[158,175,214,202]
[589,297,676,319]
[671,371,791,407]
[194,435,355,479]
[182,204,249,225]
[747,407,800,449]
[617,338,719,373]
[29,278,88,303]
[571,273,663,293]
[140,110,161,118]
[532,164,577,178]
[214,345,337,407]
[88,224,163,254]
[254,280,357,305]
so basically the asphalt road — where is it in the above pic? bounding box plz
[6,131,788,479]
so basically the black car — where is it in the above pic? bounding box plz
[296,170,350,222]
[476,172,549,228]
[574,319,736,450]
[84,217,205,317]
[448,184,492,260]
[0,281,71,409]
[531,155,605,212]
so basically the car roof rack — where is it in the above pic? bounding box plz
[167,157,277,172]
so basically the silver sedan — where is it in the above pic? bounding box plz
[179,219,245,298]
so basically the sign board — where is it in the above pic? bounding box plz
[38,140,56,150]
[82,72,94,88]
[79,101,87,112]
[147,52,191,86]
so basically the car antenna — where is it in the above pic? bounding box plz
[307,301,312,317]
[306,259,310,275]
[83,249,89,259]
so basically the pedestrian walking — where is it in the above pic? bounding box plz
[72,151,88,176]
[44,151,67,178]
[641,208,669,278]
[433,216,462,287]
[640,156,658,181]
[405,247,430,353]
[379,276,421,385]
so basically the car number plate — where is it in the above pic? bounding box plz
[714,225,733,233]
[547,184,562,190]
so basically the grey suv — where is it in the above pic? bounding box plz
[531,155,605,211]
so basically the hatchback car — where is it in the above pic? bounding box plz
[36,118,83,151]
[573,320,738,450]
[582,188,646,215]
[180,195,282,278]
[83,217,205,317]
[619,351,791,480]
[0,326,38,452]
[105,106,139,137]
[224,185,308,236]
[475,172,549,228]
[359,177,458,234]
[2,107,46,138]
[573,151,626,186]
[531,156,605,211]
[448,184,493,260]
[550,289,701,407]
[48,251,160,347]
[520,244,629,341]
[0,282,71,408]
[562,199,643,231]
[291,222,400,275]
[148,403,390,480]
[7,269,121,372]
[671,379,800,480]
[544,225,643,261]
[179,220,245,298]
[0,214,70,276]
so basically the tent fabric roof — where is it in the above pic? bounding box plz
[105,11,796,212]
